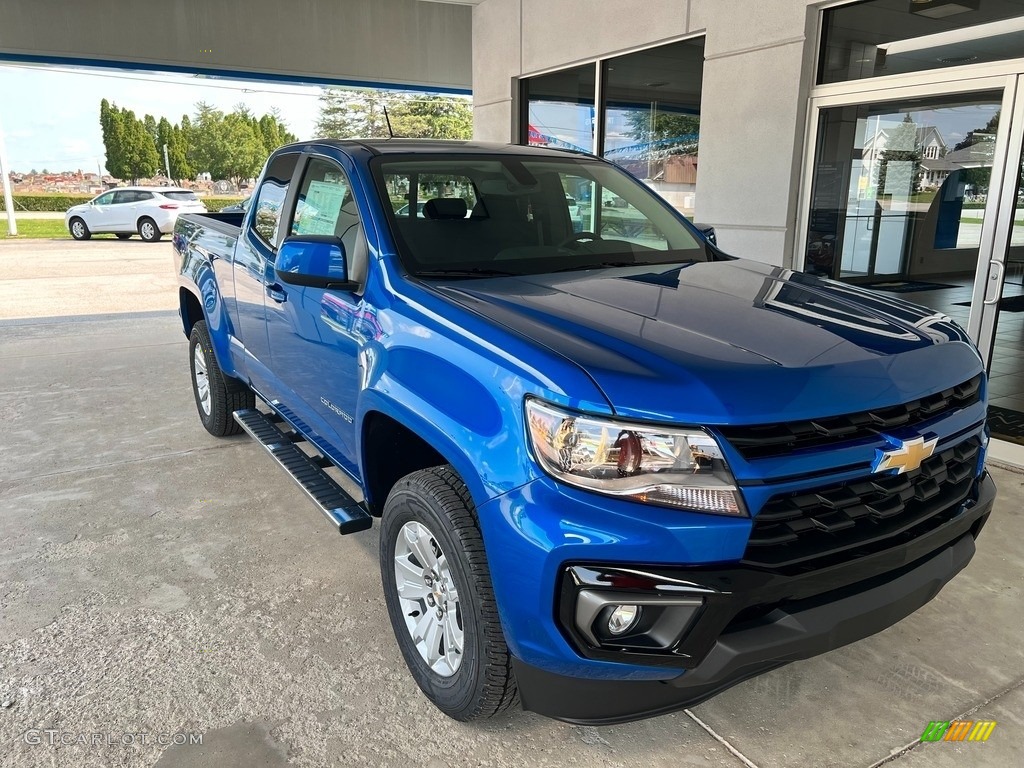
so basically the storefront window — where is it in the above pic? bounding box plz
[519,38,705,220]
[820,0,1024,85]
[521,65,596,154]
[601,39,704,219]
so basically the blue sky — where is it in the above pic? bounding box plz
[0,64,323,174]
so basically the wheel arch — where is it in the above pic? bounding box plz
[359,404,487,517]
[178,277,240,382]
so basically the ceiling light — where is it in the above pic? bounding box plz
[909,0,980,19]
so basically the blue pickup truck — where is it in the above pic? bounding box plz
[175,140,995,724]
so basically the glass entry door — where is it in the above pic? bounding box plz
[805,90,1006,287]
[974,83,1024,444]
[804,76,1024,444]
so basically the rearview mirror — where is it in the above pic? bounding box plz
[275,236,357,291]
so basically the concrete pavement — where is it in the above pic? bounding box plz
[0,240,1021,767]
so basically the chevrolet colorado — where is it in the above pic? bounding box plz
[175,139,995,723]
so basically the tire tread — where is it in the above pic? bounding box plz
[385,466,519,719]
[189,320,254,436]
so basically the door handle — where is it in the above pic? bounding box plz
[266,284,288,303]
[983,260,1005,305]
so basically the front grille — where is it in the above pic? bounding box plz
[719,375,982,460]
[743,437,981,570]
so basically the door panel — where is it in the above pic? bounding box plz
[264,154,365,472]
[87,191,117,229]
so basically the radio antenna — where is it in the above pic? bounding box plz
[383,103,395,139]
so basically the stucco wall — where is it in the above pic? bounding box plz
[472,0,820,266]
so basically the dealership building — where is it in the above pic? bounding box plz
[4,0,1024,451]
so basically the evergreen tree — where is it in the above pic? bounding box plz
[314,88,392,138]
[99,99,128,180]
[390,95,472,139]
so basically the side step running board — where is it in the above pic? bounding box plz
[233,408,372,535]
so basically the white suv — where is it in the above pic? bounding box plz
[65,187,207,242]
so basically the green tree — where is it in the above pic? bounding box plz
[143,114,158,147]
[626,111,700,153]
[121,108,160,183]
[954,111,999,152]
[168,125,194,181]
[315,88,393,138]
[190,106,264,184]
[390,95,472,139]
[99,99,128,179]
[98,101,159,182]
[877,114,922,196]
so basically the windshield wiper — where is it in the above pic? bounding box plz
[549,261,636,273]
[414,268,520,279]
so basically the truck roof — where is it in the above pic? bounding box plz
[276,138,592,159]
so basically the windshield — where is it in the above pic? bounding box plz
[373,154,708,278]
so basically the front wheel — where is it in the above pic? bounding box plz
[69,218,91,240]
[380,466,518,721]
[138,217,162,242]
[188,320,254,436]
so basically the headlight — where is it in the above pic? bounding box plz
[525,399,745,516]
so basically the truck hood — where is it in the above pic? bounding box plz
[430,260,983,424]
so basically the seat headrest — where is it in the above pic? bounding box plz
[423,198,468,220]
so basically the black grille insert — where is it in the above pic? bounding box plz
[719,375,982,460]
[743,437,981,570]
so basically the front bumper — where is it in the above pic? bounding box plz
[513,471,994,723]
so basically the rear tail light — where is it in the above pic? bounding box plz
[159,204,179,210]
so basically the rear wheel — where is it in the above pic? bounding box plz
[380,466,518,721]
[69,218,91,240]
[115,233,131,240]
[188,320,254,436]
[138,217,162,242]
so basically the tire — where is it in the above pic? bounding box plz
[188,320,254,436]
[138,217,162,242]
[115,233,131,240]
[380,466,518,721]
[69,218,91,240]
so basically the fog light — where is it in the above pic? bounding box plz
[607,604,641,635]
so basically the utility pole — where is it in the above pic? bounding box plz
[0,114,17,236]
[163,143,171,183]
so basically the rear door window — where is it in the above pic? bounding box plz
[112,190,136,205]
[250,153,300,248]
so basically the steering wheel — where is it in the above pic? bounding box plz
[558,231,603,249]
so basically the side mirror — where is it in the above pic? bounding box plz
[275,236,358,291]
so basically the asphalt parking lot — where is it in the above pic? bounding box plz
[0,238,1022,768]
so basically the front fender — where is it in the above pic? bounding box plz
[357,386,524,513]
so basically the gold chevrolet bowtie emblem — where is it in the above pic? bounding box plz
[874,435,938,474]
